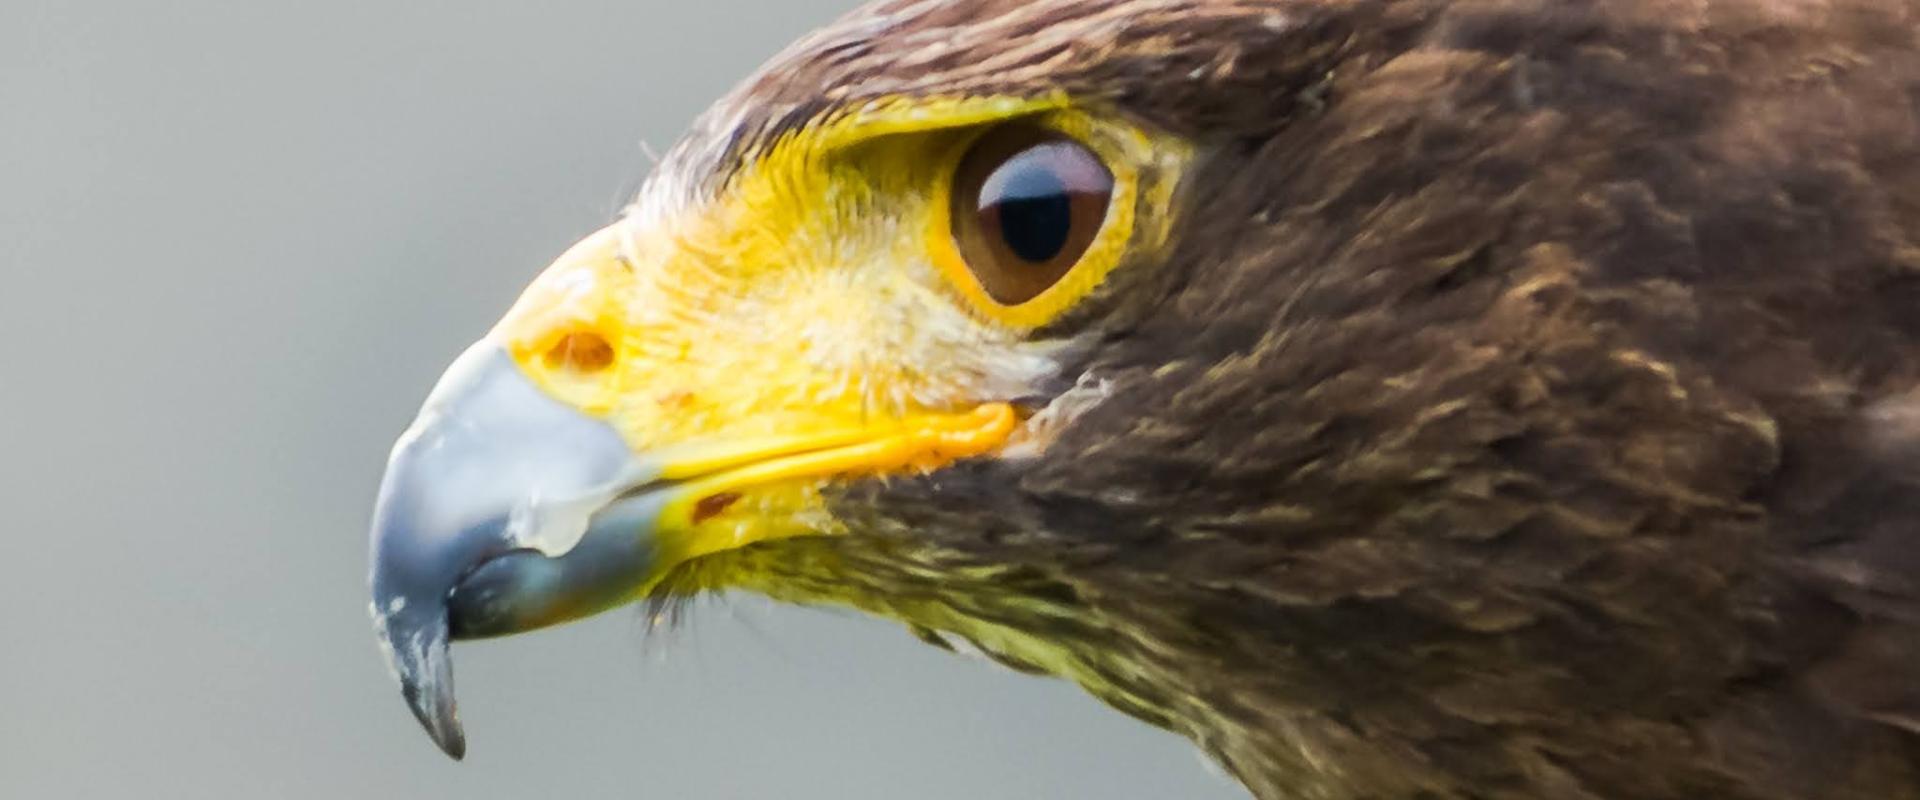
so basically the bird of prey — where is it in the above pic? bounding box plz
[367,0,1920,797]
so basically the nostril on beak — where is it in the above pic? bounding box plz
[544,331,616,373]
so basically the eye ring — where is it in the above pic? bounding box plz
[948,125,1115,306]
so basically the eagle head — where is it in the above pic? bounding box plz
[369,1,1920,797]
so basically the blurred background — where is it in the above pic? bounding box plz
[0,2,1244,798]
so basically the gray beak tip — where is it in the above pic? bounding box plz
[378,603,468,760]
[407,686,467,761]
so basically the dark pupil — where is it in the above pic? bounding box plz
[982,153,1074,263]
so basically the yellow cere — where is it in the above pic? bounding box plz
[484,94,1191,589]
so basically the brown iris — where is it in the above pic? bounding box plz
[950,126,1114,305]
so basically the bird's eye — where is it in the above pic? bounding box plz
[950,126,1114,306]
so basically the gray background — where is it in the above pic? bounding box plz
[0,2,1245,798]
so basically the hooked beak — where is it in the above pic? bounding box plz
[365,226,1021,758]
[367,339,1020,759]
[367,341,662,759]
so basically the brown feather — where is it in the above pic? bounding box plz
[672,1,1920,797]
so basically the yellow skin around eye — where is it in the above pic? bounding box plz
[486,95,1190,594]
[925,109,1168,329]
